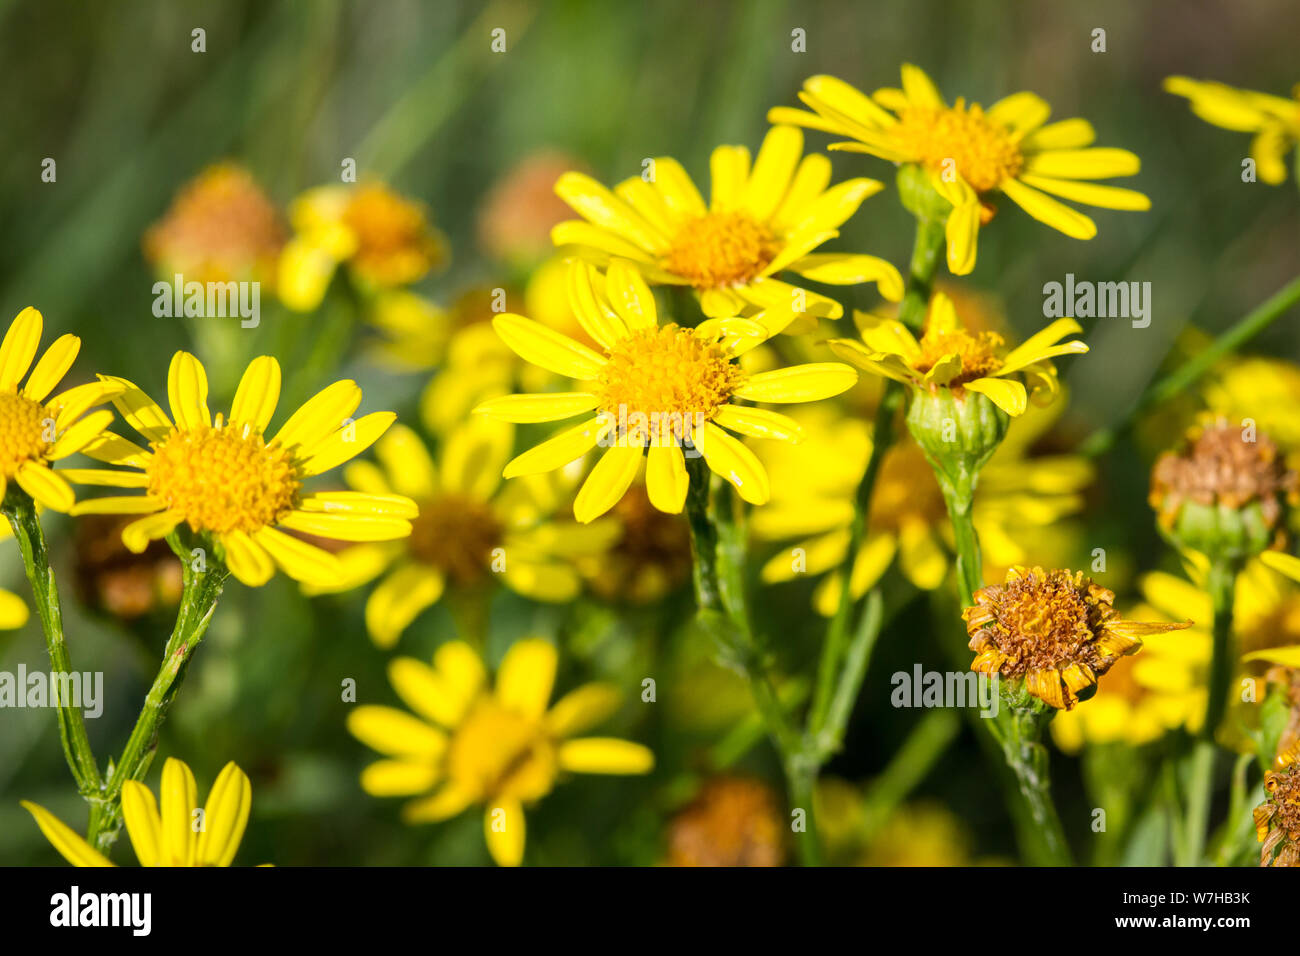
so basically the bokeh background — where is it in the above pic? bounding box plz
[2,0,1298,865]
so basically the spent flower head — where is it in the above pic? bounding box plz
[964,566,1191,710]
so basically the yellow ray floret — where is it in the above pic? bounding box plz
[770,66,1149,274]
[1164,76,1300,185]
[474,259,859,523]
[0,307,123,512]
[551,124,902,321]
[828,291,1087,416]
[22,758,261,866]
[67,352,416,589]
[348,637,653,866]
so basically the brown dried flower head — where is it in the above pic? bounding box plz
[1255,757,1300,867]
[1150,416,1298,534]
[666,776,785,867]
[963,566,1192,710]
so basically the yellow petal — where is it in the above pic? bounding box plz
[732,363,858,403]
[402,783,475,823]
[1023,148,1141,180]
[21,800,114,867]
[693,421,770,505]
[121,510,183,554]
[229,356,282,431]
[474,392,599,424]
[388,652,467,726]
[645,443,688,514]
[1000,178,1097,240]
[120,782,162,867]
[1018,174,1151,211]
[557,738,655,774]
[503,418,605,478]
[1021,118,1096,151]
[554,170,666,253]
[713,404,804,442]
[47,409,115,460]
[252,526,342,587]
[546,683,622,737]
[280,510,411,542]
[167,351,211,430]
[743,124,804,221]
[347,705,448,758]
[483,799,526,867]
[101,374,173,443]
[16,462,75,512]
[573,444,642,523]
[496,638,557,718]
[605,258,657,330]
[196,762,252,867]
[273,379,362,453]
[491,313,605,380]
[220,530,276,587]
[0,307,43,391]
[360,759,441,797]
[965,377,1028,416]
[23,333,79,403]
[365,564,445,648]
[299,411,396,476]
[160,757,198,866]
[709,144,751,210]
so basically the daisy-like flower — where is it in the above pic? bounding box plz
[279,180,447,312]
[0,308,122,513]
[828,291,1087,416]
[770,67,1149,274]
[473,259,859,522]
[348,637,653,867]
[21,758,258,866]
[552,125,903,321]
[963,566,1192,710]
[314,418,617,647]
[1165,76,1300,185]
[752,405,1092,614]
[68,352,415,588]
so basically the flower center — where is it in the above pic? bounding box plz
[870,442,947,531]
[445,697,557,802]
[0,392,52,477]
[343,184,441,283]
[597,325,743,441]
[895,103,1024,193]
[1151,419,1298,524]
[146,424,300,535]
[1263,765,1300,843]
[913,325,1005,385]
[664,211,778,288]
[977,569,1118,676]
[406,494,503,586]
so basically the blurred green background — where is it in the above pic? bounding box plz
[2,0,1298,865]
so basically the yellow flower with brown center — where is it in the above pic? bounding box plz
[1150,417,1298,561]
[142,162,286,287]
[473,259,859,523]
[1165,76,1300,185]
[770,66,1149,274]
[665,776,785,867]
[67,352,415,588]
[753,405,1092,613]
[348,638,653,866]
[0,308,122,513]
[22,758,259,866]
[964,566,1191,710]
[829,291,1087,417]
[578,482,694,604]
[1256,759,1300,867]
[552,125,903,321]
[278,180,447,312]
[312,419,617,647]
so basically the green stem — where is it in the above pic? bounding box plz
[84,533,229,852]
[814,217,943,732]
[1178,739,1216,866]
[2,494,100,793]
[684,455,816,863]
[1078,274,1300,458]
[1205,558,1237,739]
[939,479,1072,865]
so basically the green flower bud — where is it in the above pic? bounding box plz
[905,385,1009,497]
[896,164,953,222]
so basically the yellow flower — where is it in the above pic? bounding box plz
[142,162,286,287]
[364,290,453,372]
[279,180,447,312]
[22,758,258,866]
[1165,76,1300,185]
[1203,357,1300,450]
[771,67,1149,274]
[752,404,1092,613]
[0,308,122,513]
[552,125,903,320]
[474,259,859,522]
[964,566,1191,710]
[67,352,415,588]
[576,482,694,604]
[828,290,1087,416]
[348,637,653,866]
[316,419,617,647]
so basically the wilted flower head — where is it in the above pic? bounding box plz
[477,151,586,265]
[143,162,286,287]
[1150,417,1298,561]
[666,776,785,867]
[964,566,1191,710]
[1256,758,1300,867]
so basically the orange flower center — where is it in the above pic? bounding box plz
[664,211,778,288]
[146,424,300,535]
[895,103,1024,193]
[342,184,442,285]
[913,325,1005,385]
